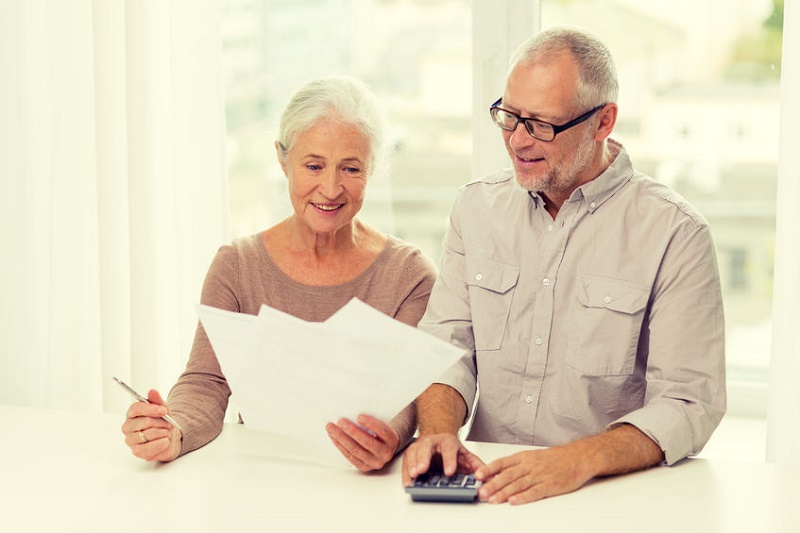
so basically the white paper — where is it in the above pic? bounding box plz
[197,298,465,468]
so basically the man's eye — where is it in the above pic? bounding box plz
[306,164,322,171]
[531,120,551,132]
[344,167,360,174]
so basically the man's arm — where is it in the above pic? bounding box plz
[416,383,466,435]
[401,384,484,485]
[613,223,726,465]
[475,423,664,505]
[578,423,665,477]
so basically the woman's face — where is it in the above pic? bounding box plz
[278,118,372,236]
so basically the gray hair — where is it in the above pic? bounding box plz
[276,76,389,179]
[509,26,619,110]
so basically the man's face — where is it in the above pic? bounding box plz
[500,53,598,197]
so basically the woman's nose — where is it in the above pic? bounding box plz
[320,169,343,197]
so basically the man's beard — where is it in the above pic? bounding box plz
[514,131,595,195]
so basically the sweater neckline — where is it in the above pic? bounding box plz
[253,232,396,293]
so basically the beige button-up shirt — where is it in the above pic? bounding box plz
[420,141,726,465]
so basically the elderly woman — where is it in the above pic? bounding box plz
[121,76,436,471]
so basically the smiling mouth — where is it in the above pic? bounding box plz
[517,154,545,163]
[312,203,344,212]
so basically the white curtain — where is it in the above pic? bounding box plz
[767,0,800,465]
[0,0,228,414]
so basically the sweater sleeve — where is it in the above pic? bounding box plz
[383,242,438,449]
[167,244,238,457]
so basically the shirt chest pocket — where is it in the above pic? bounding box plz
[566,275,650,376]
[465,255,519,352]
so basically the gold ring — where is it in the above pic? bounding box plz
[138,430,148,443]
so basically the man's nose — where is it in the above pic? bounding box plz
[508,122,536,150]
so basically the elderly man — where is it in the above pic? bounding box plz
[402,26,726,505]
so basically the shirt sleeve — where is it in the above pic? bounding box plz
[417,189,479,421]
[610,222,727,465]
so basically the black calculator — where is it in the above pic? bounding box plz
[405,472,482,503]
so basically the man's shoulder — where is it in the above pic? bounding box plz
[453,169,527,211]
[627,173,709,227]
[463,168,516,189]
[456,168,519,201]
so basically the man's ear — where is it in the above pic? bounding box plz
[275,140,288,176]
[594,103,618,141]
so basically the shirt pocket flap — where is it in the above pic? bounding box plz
[465,256,519,294]
[577,275,649,314]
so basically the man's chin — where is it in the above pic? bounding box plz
[512,170,544,192]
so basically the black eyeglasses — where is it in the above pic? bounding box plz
[489,98,606,142]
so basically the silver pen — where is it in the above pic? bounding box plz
[113,376,183,431]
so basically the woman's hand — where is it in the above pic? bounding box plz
[326,414,400,471]
[121,389,182,462]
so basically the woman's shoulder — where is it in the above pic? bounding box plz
[230,232,266,254]
[209,232,269,273]
[380,235,438,278]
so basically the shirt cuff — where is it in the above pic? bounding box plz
[609,402,694,466]
[435,352,477,423]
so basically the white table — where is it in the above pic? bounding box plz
[2,405,798,533]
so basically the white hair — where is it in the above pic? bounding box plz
[510,26,619,109]
[276,76,389,179]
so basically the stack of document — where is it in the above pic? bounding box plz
[197,298,465,466]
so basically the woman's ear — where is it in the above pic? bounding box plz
[275,141,288,176]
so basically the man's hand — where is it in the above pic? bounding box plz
[475,424,664,505]
[475,446,593,504]
[401,433,485,486]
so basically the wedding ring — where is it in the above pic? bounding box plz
[138,430,148,443]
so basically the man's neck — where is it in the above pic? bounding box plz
[539,141,619,219]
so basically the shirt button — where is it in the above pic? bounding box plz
[543,278,550,286]
[547,224,554,232]
[475,274,483,281]
[524,395,533,404]
[604,295,612,303]
[535,337,543,345]
[590,201,597,209]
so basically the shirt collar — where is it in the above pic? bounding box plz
[573,139,633,213]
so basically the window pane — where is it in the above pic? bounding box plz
[220,0,471,262]
[541,0,783,411]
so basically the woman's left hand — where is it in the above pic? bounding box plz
[326,414,400,471]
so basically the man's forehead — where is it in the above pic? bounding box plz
[503,59,579,116]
